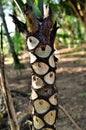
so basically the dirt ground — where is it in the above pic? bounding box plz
[0,44,86,130]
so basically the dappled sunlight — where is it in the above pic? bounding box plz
[58,56,79,63]
[55,44,86,74]
[2,44,86,130]
[55,46,86,130]
[4,50,30,66]
[57,66,86,74]
[5,56,14,65]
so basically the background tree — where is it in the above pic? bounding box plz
[0,21,19,130]
[0,0,24,68]
[69,0,86,28]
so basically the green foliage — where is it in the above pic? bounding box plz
[1,0,86,51]
[11,31,25,54]
[36,0,43,15]
[32,2,42,17]
[79,93,86,97]
[13,0,24,12]
[0,113,3,118]
[14,62,25,69]
[13,0,42,17]
[57,15,85,47]
[49,0,86,47]
[50,3,60,22]
[26,0,42,16]
[35,0,38,5]
[44,0,50,5]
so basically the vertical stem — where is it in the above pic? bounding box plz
[0,54,20,130]
[11,2,58,129]
[27,22,58,130]
[0,20,19,130]
[0,2,20,66]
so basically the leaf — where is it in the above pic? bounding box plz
[44,0,50,5]
[50,3,59,22]
[13,0,24,13]
[27,0,42,17]
[32,3,42,17]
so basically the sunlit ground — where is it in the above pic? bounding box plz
[5,56,14,65]
[1,43,86,130]
[5,44,86,74]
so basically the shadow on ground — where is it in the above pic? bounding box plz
[0,44,86,130]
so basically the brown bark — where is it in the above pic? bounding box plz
[69,0,86,29]
[11,3,58,130]
[0,54,19,130]
[24,4,58,130]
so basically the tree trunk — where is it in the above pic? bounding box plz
[0,2,20,66]
[24,4,58,130]
[69,0,86,29]
[28,29,58,130]
[0,52,19,130]
[0,19,19,130]
[11,2,58,130]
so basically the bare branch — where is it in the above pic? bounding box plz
[10,14,28,37]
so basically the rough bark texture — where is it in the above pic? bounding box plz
[0,54,19,130]
[25,4,58,130]
[11,3,58,130]
[27,30,58,130]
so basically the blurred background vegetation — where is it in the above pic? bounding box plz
[0,0,86,66]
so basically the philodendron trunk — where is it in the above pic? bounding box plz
[25,7,58,130]
[27,32,58,130]
[11,3,58,130]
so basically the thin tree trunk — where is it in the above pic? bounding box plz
[0,2,20,66]
[0,21,19,130]
[0,56,19,130]
[69,0,86,29]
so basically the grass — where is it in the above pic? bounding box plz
[14,63,25,69]
[79,93,86,97]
